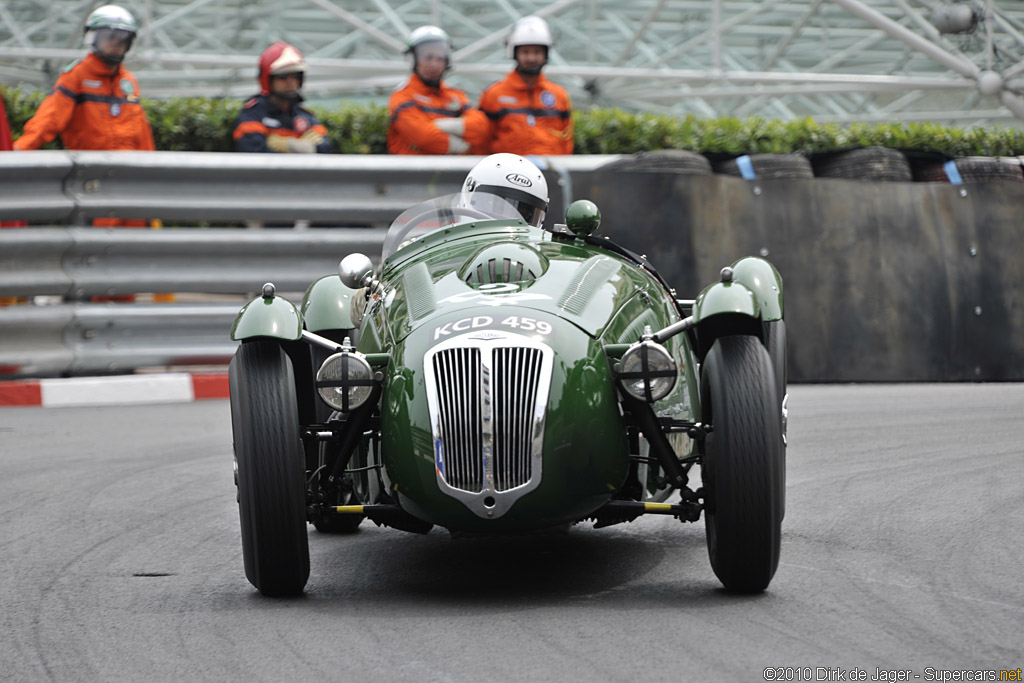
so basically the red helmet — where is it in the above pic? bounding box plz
[258,42,308,95]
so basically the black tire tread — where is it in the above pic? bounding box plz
[712,153,813,179]
[600,149,713,174]
[812,146,912,181]
[702,335,783,593]
[230,341,310,596]
[914,157,1023,184]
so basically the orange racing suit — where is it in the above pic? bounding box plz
[477,70,573,156]
[387,73,489,155]
[14,52,154,152]
[15,53,155,231]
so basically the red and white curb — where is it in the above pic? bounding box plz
[0,372,229,408]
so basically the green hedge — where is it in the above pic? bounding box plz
[4,85,1024,156]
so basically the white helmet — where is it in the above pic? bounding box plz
[83,5,137,62]
[85,4,137,33]
[461,153,549,227]
[506,16,553,60]
[405,25,452,71]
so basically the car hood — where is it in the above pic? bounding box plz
[379,234,651,342]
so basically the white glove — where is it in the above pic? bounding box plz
[266,130,321,154]
[266,134,289,153]
[285,137,317,154]
[446,134,470,155]
[435,118,465,136]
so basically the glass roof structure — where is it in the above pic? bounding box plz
[2,0,1023,126]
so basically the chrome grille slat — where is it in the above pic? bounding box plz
[432,347,482,491]
[424,332,552,518]
[429,340,547,495]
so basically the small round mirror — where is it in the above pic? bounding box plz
[339,253,375,289]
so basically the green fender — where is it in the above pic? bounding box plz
[230,295,302,341]
[730,256,784,321]
[693,281,759,323]
[691,280,761,361]
[301,275,362,332]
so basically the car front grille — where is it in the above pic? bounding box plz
[428,336,551,496]
[431,347,484,491]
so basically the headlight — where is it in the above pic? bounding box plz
[617,340,678,402]
[316,351,374,412]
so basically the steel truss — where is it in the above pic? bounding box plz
[2,0,1023,126]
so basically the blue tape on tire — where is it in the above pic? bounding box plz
[943,160,963,185]
[736,154,756,180]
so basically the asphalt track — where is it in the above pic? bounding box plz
[1,383,1022,682]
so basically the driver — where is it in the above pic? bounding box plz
[460,153,549,227]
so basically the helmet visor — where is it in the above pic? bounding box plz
[474,184,547,227]
[90,27,135,49]
[413,41,451,65]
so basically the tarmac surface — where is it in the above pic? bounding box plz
[1,383,1021,681]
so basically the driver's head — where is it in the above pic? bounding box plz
[84,5,137,66]
[461,153,549,227]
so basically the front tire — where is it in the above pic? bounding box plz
[230,341,310,596]
[701,335,784,593]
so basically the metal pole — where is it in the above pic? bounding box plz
[832,0,980,79]
[712,0,721,74]
[987,0,995,71]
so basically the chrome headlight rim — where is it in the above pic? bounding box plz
[617,340,678,403]
[315,350,375,412]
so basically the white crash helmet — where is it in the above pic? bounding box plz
[461,153,549,227]
[505,16,553,60]
[83,5,138,59]
[405,25,452,71]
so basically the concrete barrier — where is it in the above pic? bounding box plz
[577,171,1024,381]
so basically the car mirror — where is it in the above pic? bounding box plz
[339,253,375,289]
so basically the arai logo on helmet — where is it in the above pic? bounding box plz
[506,173,533,188]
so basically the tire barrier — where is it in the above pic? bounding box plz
[711,153,814,180]
[574,171,1024,382]
[810,146,914,181]
[598,150,712,174]
[912,156,1024,184]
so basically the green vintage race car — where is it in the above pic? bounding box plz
[228,166,786,597]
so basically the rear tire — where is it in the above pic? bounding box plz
[701,335,784,593]
[230,341,310,596]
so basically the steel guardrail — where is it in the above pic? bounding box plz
[0,152,618,379]
[0,226,390,377]
[0,151,617,225]
[0,302,239,377]
[0,227,389,298]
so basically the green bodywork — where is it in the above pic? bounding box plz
[351,218,706,531]
[693,281,759,322]
[235,207,782,532]
[730,256,784,321]
[231,295,302,341]
[301,275,361,332]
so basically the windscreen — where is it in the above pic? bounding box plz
[382,192,525,260]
